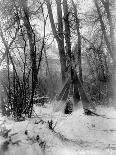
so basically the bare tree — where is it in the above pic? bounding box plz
[45,0,66,84]
[71,0,83,83]
[94,0,116,103]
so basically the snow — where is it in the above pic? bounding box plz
[0,104,116,155]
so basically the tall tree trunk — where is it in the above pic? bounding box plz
[22,1,38,117]
[94,0,116,104]
[7,53,11,109]
[63,0,71,59]
[63,0,80,106]
[71,0,83,83]
[101,0,116,58]
[94,0,115,63]
[100,0,116,104]
[45,0,66,84]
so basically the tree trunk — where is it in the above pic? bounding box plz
[94,0,115,63]
[22,1,38,117]
[45,0,66,84]
[63,0,71,59]
[100,0,116,104]
[94,0,116,104]
[71,0,83,83]
[63,0,81,106]
[101,0,116,59]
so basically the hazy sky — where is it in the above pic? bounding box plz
[40,0,95,58]
[34,0,94,35]
[0,0,97,65]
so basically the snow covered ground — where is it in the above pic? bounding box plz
[0,103,116,155]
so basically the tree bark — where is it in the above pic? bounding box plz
[71,0,83,83]
[100,0,116,103]
[94,0,116,105]
[94,0,115,63]
[45,0,66,84]
[63,0,81,107]
[22,1,38,117]
[101,0,116,58]
[63,0,71,60]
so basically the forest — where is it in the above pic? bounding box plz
[0,0,116,155]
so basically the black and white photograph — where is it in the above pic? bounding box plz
[0,0,116,154]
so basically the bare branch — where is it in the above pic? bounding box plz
[0,25,19,66]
